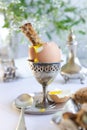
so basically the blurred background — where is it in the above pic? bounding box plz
[0,0,87,66]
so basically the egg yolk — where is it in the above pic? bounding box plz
[33,43,43,62]
[49,90,62,95]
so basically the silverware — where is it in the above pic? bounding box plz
[15,94,33,130]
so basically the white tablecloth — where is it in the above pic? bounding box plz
[0,58,87,130]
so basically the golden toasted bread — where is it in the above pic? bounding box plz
[73,87,87,104]
[20,23,44,46]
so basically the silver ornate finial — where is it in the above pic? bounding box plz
[67,29,77,45]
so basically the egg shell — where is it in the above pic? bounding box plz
[37,42,61,63]
[28,46,36,61]
[28,42,61,63]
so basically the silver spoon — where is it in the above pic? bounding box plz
[15,94,33,130]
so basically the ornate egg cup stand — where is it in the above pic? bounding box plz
[29,60,61,109]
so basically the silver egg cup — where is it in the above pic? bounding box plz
[29,60,61,109]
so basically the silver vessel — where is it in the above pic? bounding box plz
[60,30,87,83]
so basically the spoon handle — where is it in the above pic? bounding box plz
[16,108,26,130]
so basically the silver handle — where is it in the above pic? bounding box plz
[16,108,26,130]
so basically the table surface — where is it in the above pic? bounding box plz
[0,57,87,130]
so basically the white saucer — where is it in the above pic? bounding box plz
[13,92,65,115]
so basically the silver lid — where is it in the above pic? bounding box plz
[67,29,77,45]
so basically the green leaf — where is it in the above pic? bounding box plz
[58,18,73,24]
[54,21,69,30]
[64,7,76,12]
[46,31,52,39]
[81,17,86,23]
[60,1,65,7]
[24,13,28,19]
[3,21,9,28]
[45,0,50,4]
[78,30,86,35]
[71,20,81,26]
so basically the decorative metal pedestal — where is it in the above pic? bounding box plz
[0,59,17,82]
[60,30,87,84]
[61,71,85,84]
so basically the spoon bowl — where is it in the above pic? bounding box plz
[15,93,33,109]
